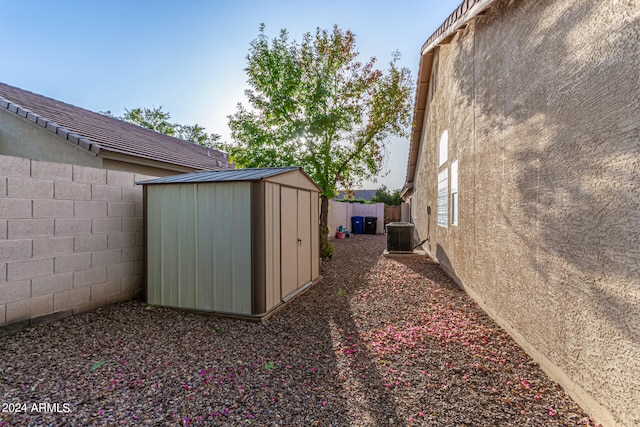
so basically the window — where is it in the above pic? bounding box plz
[437,168,448,227]
[450,160,458,226]
[438,130,448,166]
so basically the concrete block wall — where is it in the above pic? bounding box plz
[0,154,151,330]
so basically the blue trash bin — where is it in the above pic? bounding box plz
[351,216,364,234]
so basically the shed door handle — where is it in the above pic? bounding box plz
[298,238,302,246]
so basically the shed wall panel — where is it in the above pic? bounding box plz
[160,185,180,306]
[280,186,298,297]
[201,183,252,314]
[310,193,319,279]
[146,186,162,304]
[264,182,281,311]
[146,182,252,315]
[178,185,197,308]
[266,170,320,192]
[212,184,234,311]
[228,183,252,313]
[196,187,215,310]
[297,190,312,287]
[251,181,266,314]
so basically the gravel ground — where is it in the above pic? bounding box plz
[0,234,599,426]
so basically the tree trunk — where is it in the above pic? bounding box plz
[319,195,331,257]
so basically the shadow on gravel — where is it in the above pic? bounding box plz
[392,253,461,292]
[279,233,403,425]
[322,235,403,425]
[0,234,597,426]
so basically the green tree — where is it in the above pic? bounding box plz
[105,106,221,148]
[371,185,403,206]
[122,107,175,136]
[220,25,413,256]
[174,124,221,148]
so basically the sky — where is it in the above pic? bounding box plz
[2,0,461,191]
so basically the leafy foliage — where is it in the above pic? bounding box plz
[320,241,335,259]
[371,185,403,206]
[104,106,221,148]
[89,360,106,372]
[122,107,175,136]
[220,25,414,251]
[174,123,221,148]
[263,361,275,371]
[335,198,371,204]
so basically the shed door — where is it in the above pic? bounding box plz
[297,190,311,286]
[280,187,312,298]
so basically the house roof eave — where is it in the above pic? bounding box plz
[0,96,102,155]
[400,181,414,200]
[404,0,496,190]
[0,83,230,172]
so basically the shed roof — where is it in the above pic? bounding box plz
[138,166,319,189]
[0,82,229,171]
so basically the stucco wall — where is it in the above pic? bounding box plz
[411,1,640,426]
[0,154,151,332]
[102,157,199,178]
[0,110,102,168]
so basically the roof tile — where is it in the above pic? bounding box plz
[0,83,229,172]
[78,138,92,151]
[56,127,69,139]
[67,133,80,144]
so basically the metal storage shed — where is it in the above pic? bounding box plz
[138,167,321,319]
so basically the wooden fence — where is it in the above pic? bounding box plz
[384,205,401,224]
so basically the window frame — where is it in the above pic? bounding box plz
[438,130,448,166]
[437,168,448,227]
[450,160,458,226]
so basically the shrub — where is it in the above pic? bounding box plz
[321,242,335,260]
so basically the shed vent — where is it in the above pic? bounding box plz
[386,222,415,253]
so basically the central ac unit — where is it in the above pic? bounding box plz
[386,222,414,253]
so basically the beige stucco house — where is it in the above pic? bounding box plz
[0,82,229,176]
[403,1,639,426]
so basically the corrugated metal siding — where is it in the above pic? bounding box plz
[264,182,281,311]
[139,167,302,185]
[146,182,252,314]
[146,185,163,305]
[177,185,198,308]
